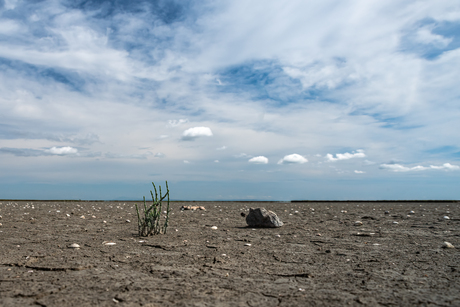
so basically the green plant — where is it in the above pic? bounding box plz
[135,181,170,236]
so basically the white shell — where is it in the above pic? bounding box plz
[244,243,251,246]
[443,216,450,220]
[68,243,80,249]
[211,226,218,230]
[442,242,455,249]
[102,241,116,246]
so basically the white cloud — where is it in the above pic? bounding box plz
[429,163,460,170]
[154,152,165,158]
[183,160,190,164]
[278,154,308,164]
[249,156,269,164]
[326,150,366,162]
[354,170,365,174]
[414,25,453,48]
[216,146,227,150]
[380,164,427,172]
[380,163,460,172]
[181,127,213,140]
[47,146,78,155]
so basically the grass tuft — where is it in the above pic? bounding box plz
[135,181,170,236]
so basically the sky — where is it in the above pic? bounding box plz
[1,0,460,201]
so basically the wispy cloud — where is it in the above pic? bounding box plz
[380,163,460,172]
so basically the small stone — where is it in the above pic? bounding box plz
[443,216,450,220]
[384,211,390,215]
[92,215,96,218]
[408,211,415,214]
[68,243,80,249]
[80,215,85,219]
[442,242,455,249]
[354,221,363,226]
[246,208,283,228]
[66,214,70,217]
[393,221,399,224]
[102,241,116,246]
[125,219,131,223]
[244,243,251,246]
[211,226,218,230]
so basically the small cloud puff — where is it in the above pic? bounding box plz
[154,152,165,158]
[326,149,365,162]
[182,127,213,140]
[248,156,269,164]
[354,170,365,174]
[183,160,190,164]
[278,154,308,165]
[380,163,460,172]
[168,119,188,127]
[47,146,78,155]
[216,146,227,150]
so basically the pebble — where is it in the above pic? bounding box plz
[409,211,415,214]
[443,216,450,220]
[244,243,251,246]
[68,243,80,249]
[80,215,85,219]
[442,242,455,249]
[66,214,70,217]
[125,219,131,223]
[384,211,390,215]
[211,226,218,230]
[354,221,363,226]
[102,241,116,246]
[393,221,399,224]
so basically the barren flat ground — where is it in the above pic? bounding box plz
[0,200,459,306]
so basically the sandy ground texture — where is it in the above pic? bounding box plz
[0,200,459,307]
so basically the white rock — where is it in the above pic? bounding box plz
[244,243,252,246]
[409,211,415,214]
[211,226,218,230]
[68,243,80,249]
[102,241,116,246]
[393,221,399,224]
[443,216,450,220]
[354,221,363,226]
[80,215,85,219]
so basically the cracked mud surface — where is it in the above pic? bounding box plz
[0,201,459,306]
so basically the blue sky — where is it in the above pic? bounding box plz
[1,0,459,200]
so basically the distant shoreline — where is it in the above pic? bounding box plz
[0,199,458,203]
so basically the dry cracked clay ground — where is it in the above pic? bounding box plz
[0,201,459,306]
